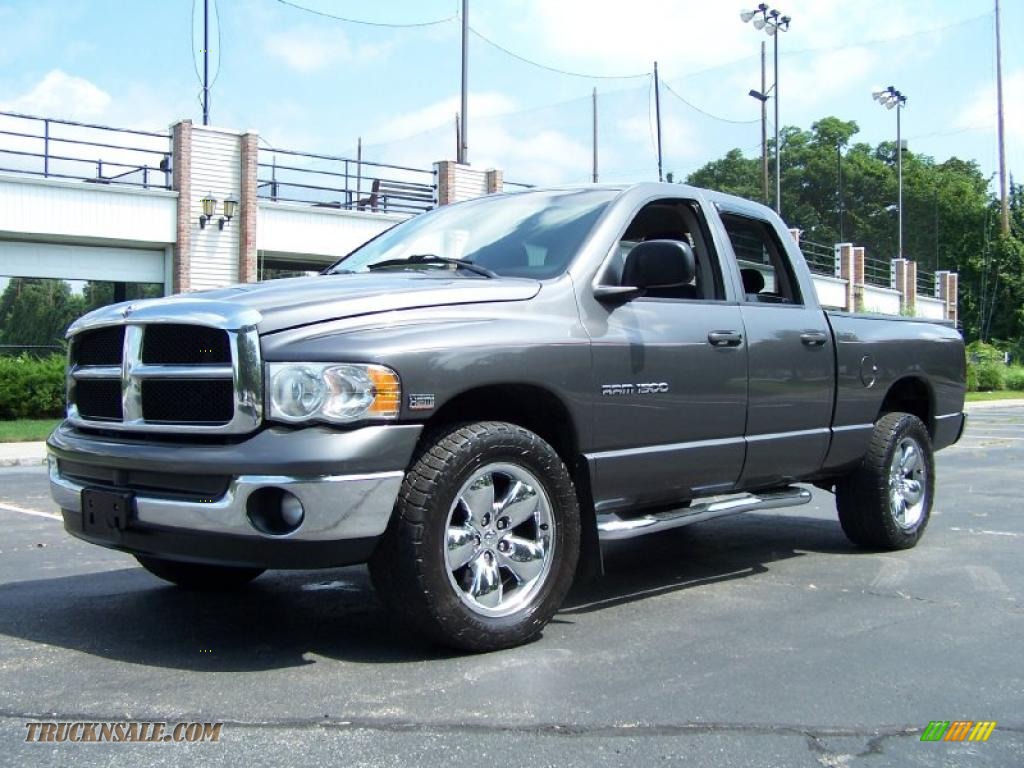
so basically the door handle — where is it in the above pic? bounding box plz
[708,330,743,347]
[800,331,828,347]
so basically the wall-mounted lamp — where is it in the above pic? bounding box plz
[220,198,237,230]
[198,195,239,230]
[199,194,217,229]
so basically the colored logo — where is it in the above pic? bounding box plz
[921,721,996,742]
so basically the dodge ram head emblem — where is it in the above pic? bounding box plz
[601,382,669,396]
[122,305,134,318]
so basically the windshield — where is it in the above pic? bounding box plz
[327,188,618,279]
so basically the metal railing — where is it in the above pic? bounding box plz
[0,111,172,189]
[864,255,891,287]
[799,240,835,276]
[257,147,435,215]
[917,268,936,297]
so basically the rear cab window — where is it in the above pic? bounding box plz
[719,213,803,306]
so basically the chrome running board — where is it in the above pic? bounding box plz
[596,486,812,541]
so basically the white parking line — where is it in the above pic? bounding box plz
[949,527,1022,538]
[0,502,61,521]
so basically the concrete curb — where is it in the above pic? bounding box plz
[0,441,48,468]
[964,398,1024,411]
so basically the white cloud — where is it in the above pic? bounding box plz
[361,91,593,185]
[264,25,390,74]
[0,69,110,118]
[956,69,1024,142]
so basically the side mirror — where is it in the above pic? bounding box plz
[623,239,696,289]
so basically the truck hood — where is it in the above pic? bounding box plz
[69,273,542,335]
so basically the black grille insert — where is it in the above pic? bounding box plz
[73,327,124,367]
[141,379,234,423]
[58,459,231,501]
[75,380,123,420]
[142,325,231,365]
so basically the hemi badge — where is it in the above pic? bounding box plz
[408,394,436,411]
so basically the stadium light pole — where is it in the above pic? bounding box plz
[873,86,908,259]
[741,4,790,215]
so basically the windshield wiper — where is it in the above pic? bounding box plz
[365,254,497,278]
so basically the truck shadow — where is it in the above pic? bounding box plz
[0,513,854,670]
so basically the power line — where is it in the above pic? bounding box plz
[272,0,458,28]
[468,26,650,80]
[660,79,760,125]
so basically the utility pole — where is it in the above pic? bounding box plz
[592,87,599,183]
[654,61,663,182]
[897,100,903,259]
[772,21,780,214]
[202,0,210,125]
[760,41,768,205]
[837,144,844,242]
[995,0,1009,235]
[459,0,468,164]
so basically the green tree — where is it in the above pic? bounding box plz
[686,117,1018,346]
[0,279,85,348]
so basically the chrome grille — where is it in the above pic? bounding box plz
[67,318,262,435]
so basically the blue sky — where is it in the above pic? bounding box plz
[0,0,1020,189]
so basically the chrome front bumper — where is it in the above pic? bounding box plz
[49,459,403,543]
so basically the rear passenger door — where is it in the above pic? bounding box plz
[715,206,835,487]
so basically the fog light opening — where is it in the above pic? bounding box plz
[246,488,305,536]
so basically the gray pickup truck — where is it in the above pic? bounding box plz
[48,183,966,650]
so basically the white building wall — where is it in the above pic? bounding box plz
[0,174,176,245]
[812,275,848,310]
[451,166,488,203]
[0,241,164,283]
[257,202,404,261]
[188,127,241,290]
[916,296,946,320]
[862,285,902,315]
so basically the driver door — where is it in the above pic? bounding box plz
[582,198,748,514]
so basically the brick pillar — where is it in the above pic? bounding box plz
[485,168,503,194]
[170,120,192,293]
[893,258,917,314]
[937,270,959,324]
[852,247,866,312]
[434,160,455,205]
[238,131,258,283]
[837,243,854,311]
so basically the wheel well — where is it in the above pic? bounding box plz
[879,377,933,436]
[424,384,580,467]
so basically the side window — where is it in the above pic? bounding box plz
[720,213,803,305]
[602,199,724,300]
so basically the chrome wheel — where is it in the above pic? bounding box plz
[888,436,927,530]
[444,462,556,618]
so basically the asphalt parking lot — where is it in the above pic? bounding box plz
[0,406,1021,767]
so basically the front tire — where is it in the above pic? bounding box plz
[369,422,580,652]
[836,412,934,550]
[135,555,264,589]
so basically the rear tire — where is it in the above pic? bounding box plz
[135,555,264,589]
[369,421,580,652]
[836,412,934,550]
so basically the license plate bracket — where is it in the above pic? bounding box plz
[81,488,135,537]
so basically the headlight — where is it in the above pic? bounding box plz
[267,363,401,424]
